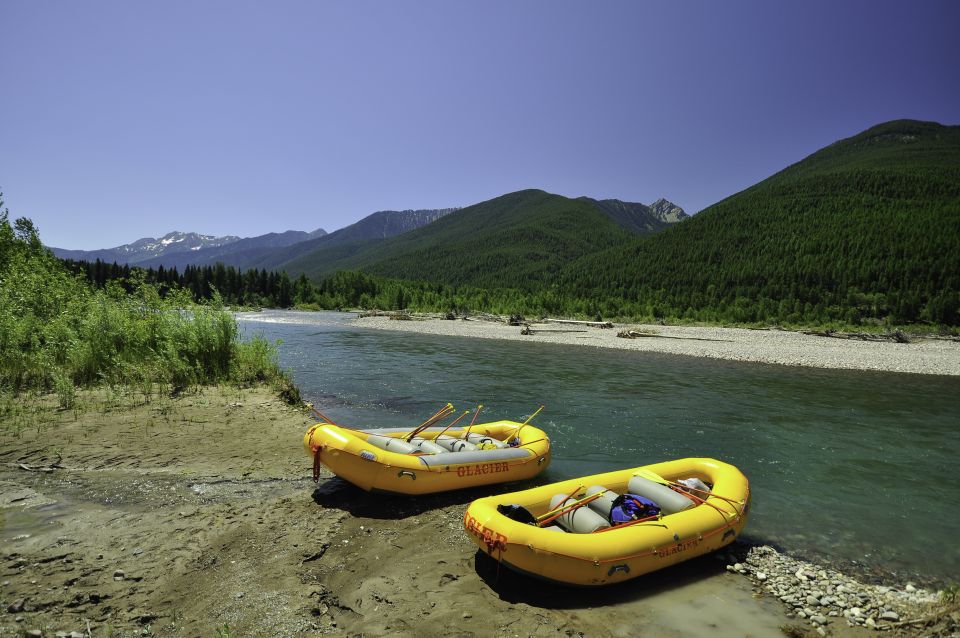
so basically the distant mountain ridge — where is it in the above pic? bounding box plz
[586,197,688,234]
[275,191,688,288]
[51,208,458,271]
[251,208,458,271]
[50,230,247,265]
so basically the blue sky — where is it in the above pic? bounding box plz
[1,1,958,250]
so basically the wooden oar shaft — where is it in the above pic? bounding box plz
[309,405,337,425]
[514,404,545,438]
[635,469,743,516]
[434,410,470,440]
[593,513,663,533]
[464,404,483,437]
[405,403,455,441]
[538,491,606,527]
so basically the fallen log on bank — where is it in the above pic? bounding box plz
[801,330,912,344]
[543,319,614,328]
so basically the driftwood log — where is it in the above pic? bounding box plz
[17,454,64,473]
[543,319,614,329]
[801,330,911,344]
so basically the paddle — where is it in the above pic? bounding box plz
[308,404,340,427]
[463,404,484,438]
[432,410,471,440]
[534,485,612,527]
[404,403,455,442]
[633,468,743,518]
[512,404,545,440]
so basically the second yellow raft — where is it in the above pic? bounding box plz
[463,457,750,586]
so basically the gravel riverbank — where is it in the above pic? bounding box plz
[2,388,956,636]
[353,315,960,376]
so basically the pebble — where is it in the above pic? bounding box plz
[7,599,25,613]
[26,631,41,638]
[731,545,935,635]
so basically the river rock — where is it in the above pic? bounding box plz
[7,599,25,613]
[26,631,41,638]
[905,583,916,593]
[880,611,899,621]
[811,614,827,625]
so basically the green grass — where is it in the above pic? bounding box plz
[0,195,301,404]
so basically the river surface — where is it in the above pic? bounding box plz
[237,310,960,584]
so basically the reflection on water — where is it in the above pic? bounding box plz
[238,310,960,583]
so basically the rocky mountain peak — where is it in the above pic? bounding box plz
[649,199,689,223]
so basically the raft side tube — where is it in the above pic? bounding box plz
[627,475,696,515]
[465,433,509,448]
[549,494,611,533]
[409,437,447,454]
[366,435,418,454]
[416,447,533,467]
[585,485,618,519]
[435,435,478,452]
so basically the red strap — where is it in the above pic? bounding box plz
[312,447,323,482]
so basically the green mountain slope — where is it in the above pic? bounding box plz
[558,119,960,325]
[282,190,683,290]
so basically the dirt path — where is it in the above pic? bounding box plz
[1,387,885,637]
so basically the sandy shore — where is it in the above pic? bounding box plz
[2,387,951,637]
[353,316,960,376]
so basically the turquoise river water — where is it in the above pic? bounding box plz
[237,310,959,585]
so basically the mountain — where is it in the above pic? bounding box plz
[280,191,687,289]
[557,119,960,325]
[50,231,245,265]
[253,208,457,271]
[587,197,688,234]
[51,228,327,269]
[134,228,328,271]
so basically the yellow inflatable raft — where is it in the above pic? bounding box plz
[303,419,551,495]
[463,458,750,586]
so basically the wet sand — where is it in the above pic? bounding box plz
[0,387,940,637]
[353,316,960,376]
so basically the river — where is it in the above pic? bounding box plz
[237,310,960,585]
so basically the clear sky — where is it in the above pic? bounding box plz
[1,1,958,250]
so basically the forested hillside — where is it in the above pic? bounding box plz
[50,120,960,329]
[282,190,683,287]
[556,120,960,326]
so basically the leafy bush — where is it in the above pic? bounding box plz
[0,193,296,400]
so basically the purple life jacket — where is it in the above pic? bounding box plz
[610,493,660,525]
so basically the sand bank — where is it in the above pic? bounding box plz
[353,316,960,376]
[2,387,948,637]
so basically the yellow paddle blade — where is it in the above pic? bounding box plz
[633,468,669,484]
